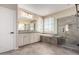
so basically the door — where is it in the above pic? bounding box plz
[0,7,16,53]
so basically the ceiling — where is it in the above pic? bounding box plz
[18,4,75,16]
[0,4,17,10]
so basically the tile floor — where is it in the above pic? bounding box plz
[0,42,79,55]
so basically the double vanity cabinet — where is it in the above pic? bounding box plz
[17,32,40,47]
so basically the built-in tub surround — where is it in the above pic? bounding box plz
[40,33,65,45]
[58,16,79,46]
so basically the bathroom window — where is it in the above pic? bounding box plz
[44,17,56,34]
[36,16,57,34]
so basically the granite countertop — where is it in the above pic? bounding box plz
[18,30,40,34]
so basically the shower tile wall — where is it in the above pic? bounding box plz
[58,16,79,45]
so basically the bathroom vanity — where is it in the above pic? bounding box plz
[17,32,40,47]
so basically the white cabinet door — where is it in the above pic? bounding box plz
[29,33,34,43]
[34,33,40,42]
[17,33,40,47]
[23,34,30,45]
[30,33,40,43]
[17,34,24,46]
